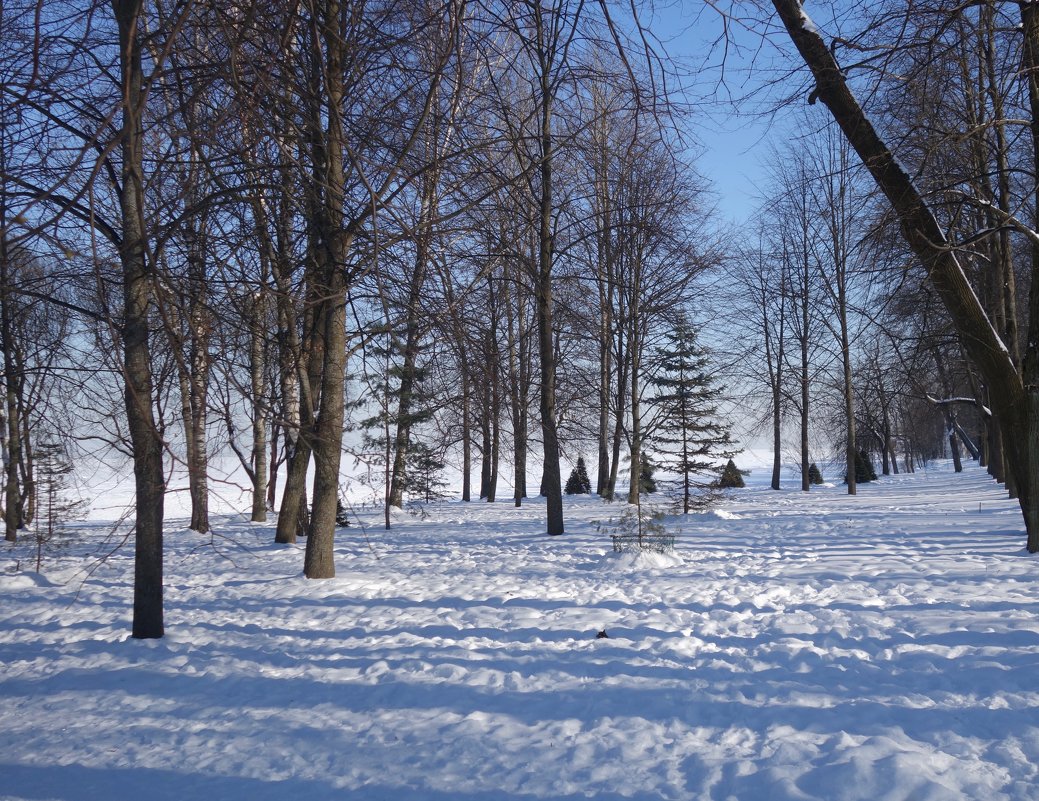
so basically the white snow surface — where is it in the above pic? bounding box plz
[3,461,1039,800]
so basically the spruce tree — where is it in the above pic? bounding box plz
[356,332,436,522]
[719,458,746,489]
[649,319,738,512]
[335,499,351,528]
[565,456,592,495]
[852,449,877,484]
[33,438,88,572]
[407,442,448,503]
[638,450,657,494]
[808,462,824,485]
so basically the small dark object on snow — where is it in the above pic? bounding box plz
[596,629,609,639]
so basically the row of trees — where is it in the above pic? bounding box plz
[741,0,1037,539]
[0,0,739,638]
[4,0,1031,641]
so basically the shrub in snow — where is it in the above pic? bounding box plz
[639,450,657,494]
[861,450,878,481]
[808,463,824,485]
[565,457,593,495]
[848,450,877,484]
[596,503,674,553]
[718,458,746,488]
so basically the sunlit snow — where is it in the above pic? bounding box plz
[2,461,1038,800]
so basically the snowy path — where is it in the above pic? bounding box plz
[2,462,1038,800]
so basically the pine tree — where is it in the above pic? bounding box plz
[649,319,738,512]
[355,331,436,524]
[850,449,877,484]
[808,462,824,485]
[638,450,657,494]
[407,441,448,503]
[718,458,746,489]
[33,438,88,572]
[565,456,592,495]
[335,499,351,528]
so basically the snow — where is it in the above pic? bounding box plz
[3,461,1039,800]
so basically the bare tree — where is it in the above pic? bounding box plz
[771,0,1039,550]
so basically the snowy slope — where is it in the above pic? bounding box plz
[2,461,1038,800]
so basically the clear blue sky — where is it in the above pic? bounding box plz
[645,2,800,223]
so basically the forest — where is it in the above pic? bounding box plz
[1,0,1037,640]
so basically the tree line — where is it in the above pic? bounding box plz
[1,0,1033,639]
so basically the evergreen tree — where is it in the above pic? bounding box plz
[335,499,351,528]
[638,450,657,494]
[808,462,825,485]
[718,458,746,489]
[33,438,88,572]
[565,456,592,495]
[407,441,448,503]
[850,449,877,484]
[649,319,738,512]
[355,331,436,524]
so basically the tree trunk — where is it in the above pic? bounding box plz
[388,177,434,509]
[304,260,349,577]
[948,423,963,473]
[1,251,21,541]
[304,0,352,578]
[879,385,894,475]
[479,375,492,499]
[536,64,563,536]
[461,364,472,501]
[800,271,810,493]
[19,414,33,527]
[115,0,164,638]
[606,337,627,502]
[627,284,642,505]
[249,292,268,522]
[185,246,210,534]
[275,39,324,546]
[489,374,500,503]
[505,256,526,507]
[267,422,279,511]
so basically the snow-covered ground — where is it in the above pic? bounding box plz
[2,461,1038,800]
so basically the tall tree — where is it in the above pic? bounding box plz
[649,319,737,513]
[114,0,167,638]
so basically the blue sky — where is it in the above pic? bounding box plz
[644,1,802,223]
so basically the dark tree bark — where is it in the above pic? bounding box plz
[303,0,351,579]
[388,172,436,509]
[535,25,564,535]
[504,248,529,507]
[249,292,268,522]
[1,237,22,540]
[114,0,165,638]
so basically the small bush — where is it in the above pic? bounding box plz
[596,504,674,553]
[855,449,877,483]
